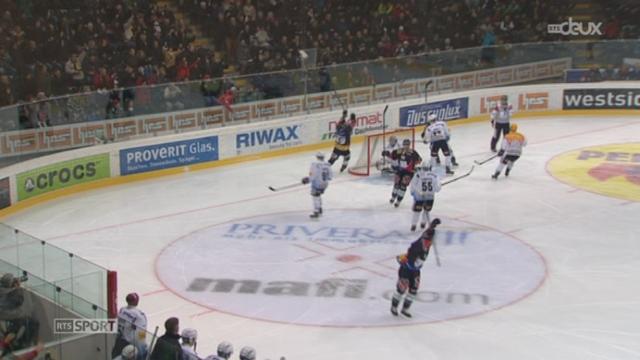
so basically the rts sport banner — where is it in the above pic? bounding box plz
[398,97,469,128]
[120,136,219,176]
[17,154,111,201]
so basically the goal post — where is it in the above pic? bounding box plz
[348,128,416,176]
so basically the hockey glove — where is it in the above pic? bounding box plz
[431,218,441,228]
[301,177,310,184]
[491,119,495,127]
[497,150,505,156]
[382,150,390,157]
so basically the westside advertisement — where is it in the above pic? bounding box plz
[399,98,469,127]
[120,136,219,176]
[563,89,640,109]
[17,154,111,201]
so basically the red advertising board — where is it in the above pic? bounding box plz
[1,131,38,155]
[200,108,224,127]
[37,127,72,150]
[73,123,108,146]
[279,98,303,115]
[170,112,199,132]
[374,85,394,101]
[252,101,278,118]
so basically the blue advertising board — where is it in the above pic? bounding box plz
[399,97,469,127]
[120,136,219,175]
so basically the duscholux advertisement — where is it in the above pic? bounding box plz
[399,97,469,127]
[17,154,111,201]
[120,136,219,176]
[0,177,10,209]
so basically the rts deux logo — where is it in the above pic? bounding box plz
[547,143,640,201]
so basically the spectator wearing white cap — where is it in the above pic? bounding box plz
[180,328,199,360]
[112,293,147,358]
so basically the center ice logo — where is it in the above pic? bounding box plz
[547,143,640,201]
[156,210,545,327]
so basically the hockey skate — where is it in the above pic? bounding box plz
[491,172,499,180]
[445,167,454,175]
[505,168,510,177]
[410,225,416,232]
[389,197,395,205]
[340,164,347,173]
[390,306,399,316]
[420,222,427,229]
[394,201,401,208]
[309,212,320,219]
[400,308,412,318]
[452,157,459,167]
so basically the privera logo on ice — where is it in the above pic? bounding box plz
[156,209,546,327]
[119,136,219,175]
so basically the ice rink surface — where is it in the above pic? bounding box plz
[5,116,640,360]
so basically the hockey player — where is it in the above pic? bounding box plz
[204,341,234,360]
[239,346,257,360]
[490,95,513,152]
[425,114,455,175]
[302,152,333,218]
[112,293,147,358]
[409,163,441,231]
[328,111,355,172]
[377,135,401,174]
[385,139,422,207]
[181,328,199,360]
[492,123,526,179]
[391,218,441,317]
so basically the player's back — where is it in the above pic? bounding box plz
[502,132,526,155]
[411,170,441,197]
[310,161,332,187]
[428,121,449,142]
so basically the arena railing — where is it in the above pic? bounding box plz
[0,39,637,165]
[0,223,117,319]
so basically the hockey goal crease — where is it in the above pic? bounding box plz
[348,128,416,176]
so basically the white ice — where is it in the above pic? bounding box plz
[4,116,640,360]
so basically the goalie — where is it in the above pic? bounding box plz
[376,135,401,174]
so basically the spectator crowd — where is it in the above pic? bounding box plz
[0,0,584,111]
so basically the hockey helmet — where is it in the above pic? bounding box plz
[427,113,437,123]
[510,123,518,132]
[402,139,411,147]
[181,328,198,342]
[121,345,138,360]
[239,346,257,360]
[420,162,432,171]
[500,95,508,104]
[388,135,398,145]
[316,152,325,160]
[217,341,234,358]
[125,292,139,306]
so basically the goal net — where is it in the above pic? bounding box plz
[348,128,416,176]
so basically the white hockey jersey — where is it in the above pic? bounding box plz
[410,169,441,200]
[491,103,513,124]
[426,121,450,142]
[117,306,147,344]
[500,131,527,156]
[309,161,333,190]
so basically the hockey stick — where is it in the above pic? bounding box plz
[332,89,346,111]
[424,79,433,104]
[382,104,389,153]
[268,182,304,192]
[431,238,441,267]
[473,154,499,165]
[442,165,475,186]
